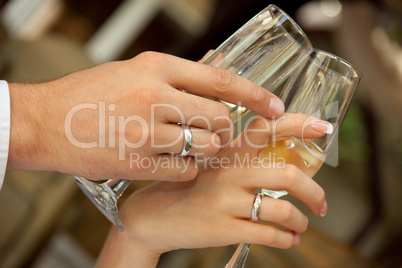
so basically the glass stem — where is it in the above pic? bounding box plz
[106,179,132,199]
[225,243,251,268]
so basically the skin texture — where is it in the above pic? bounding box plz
[4,51,332,268]
[6,51,285,181]
[96,114,329,268]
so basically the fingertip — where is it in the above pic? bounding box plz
[319,201,328,217]
[212,132,222,150]
[293,234,301,245]
[311,121,334,135]
[293,116,333,139]
[199,49,215,62]
[269,98,285,117]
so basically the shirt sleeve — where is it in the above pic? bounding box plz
[0,80,10,190]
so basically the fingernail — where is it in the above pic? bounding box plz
[204,49,214,58]
[293,234,301,245]
[269,98,285,116]
[320,201,328,217]
[212,132,222,149]
[200,50,215,62]
[311,121,333,135]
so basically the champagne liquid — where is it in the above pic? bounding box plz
[259,137,325,177]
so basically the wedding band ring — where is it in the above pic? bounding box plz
[251,189,287,223]
[251,193,263,223]
[179,124,192,156]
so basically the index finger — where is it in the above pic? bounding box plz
[163,54,285,118]
[226,113,332,158]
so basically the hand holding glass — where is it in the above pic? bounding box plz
[227,49,361,268]
[73,5,313,231]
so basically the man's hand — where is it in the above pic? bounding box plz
[7,51,284,181]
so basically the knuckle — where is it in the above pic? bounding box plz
[189,97,208,114]
[138,88,164,106]
[193,131,220,157]
[124,125,148,145]
[137,51,162,62]
[135,51,168,70]
[252,116,270,131]
[146,130,155,146]
[213,166,228,179]
[207,190,229,210]
[215,102,231,118]
[206,139,221,157]
[282,164,301,187]
[212,67,234,92]
[250,85,265,103]
[277,200,293,223]
[148,89,164,104]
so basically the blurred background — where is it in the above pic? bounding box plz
[0,0,401,267]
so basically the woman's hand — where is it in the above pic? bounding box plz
[96,113,331,267]
[7,51,284,181]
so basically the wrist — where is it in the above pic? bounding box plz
[7,83,57,171]
[97,226,161,268]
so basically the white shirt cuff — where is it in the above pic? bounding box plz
[0,80,10,190]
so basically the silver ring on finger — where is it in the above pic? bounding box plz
[178,124,192,157]
[251,192,263,223]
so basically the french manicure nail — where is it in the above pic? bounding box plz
[320,201,328,217]
[311,121,334,135]
[293,234,301,245]
[269,98,285,116]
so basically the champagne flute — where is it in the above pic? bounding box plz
[72,5,313,231]
[203,4,312,124]
[226,49,362,268]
